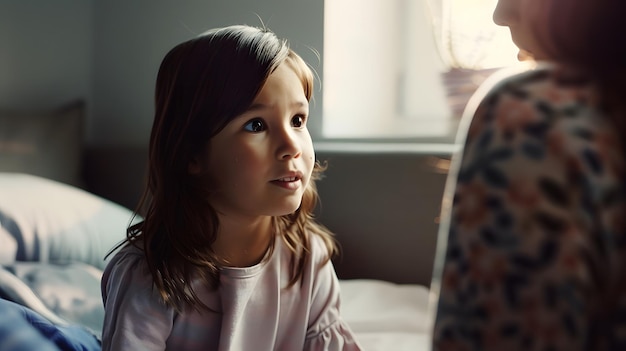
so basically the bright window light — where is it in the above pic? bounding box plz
[322,0,518,140]
[439,0,519,68]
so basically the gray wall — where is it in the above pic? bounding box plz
[315,151,449,285]
[92,0,324,146]
[0,0,323,146]
[0,0,93,125]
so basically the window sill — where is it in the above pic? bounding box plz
[313,114,461,155]
[313,140,460,155]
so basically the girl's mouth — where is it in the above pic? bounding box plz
[276,176,297,182]
[271,175,302,190]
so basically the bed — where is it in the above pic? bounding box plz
[0,102,433,350]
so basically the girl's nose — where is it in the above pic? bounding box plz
[276,127,302,160]
[493,0,517,27]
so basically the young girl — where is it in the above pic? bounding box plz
[101,24,361,351]
[430,0,626,350]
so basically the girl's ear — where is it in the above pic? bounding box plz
[188,155,203,175]
[189,143,210,174]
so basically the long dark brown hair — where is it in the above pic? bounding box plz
[534,0,626,152]
[120,25,337,312]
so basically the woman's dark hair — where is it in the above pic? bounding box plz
[536,0,626,150]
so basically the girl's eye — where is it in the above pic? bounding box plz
[243,118,266,132]
[292,115,306,128]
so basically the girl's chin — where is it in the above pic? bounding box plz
[272,200,303,217]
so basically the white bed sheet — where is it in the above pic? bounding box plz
[339,279,431,351]
[2,261,432,350]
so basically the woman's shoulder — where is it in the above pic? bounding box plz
[466,63,540,110]
[464,61,540,107]
[466,61,598,112]
[457,61,606,144]
[452,60,623,193]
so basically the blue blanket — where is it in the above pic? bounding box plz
[0,298,100,351]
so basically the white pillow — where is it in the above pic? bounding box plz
[0,173,134,269]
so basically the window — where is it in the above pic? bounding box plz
[322,0,518,141]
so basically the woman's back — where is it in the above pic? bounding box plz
[431,62,626,351]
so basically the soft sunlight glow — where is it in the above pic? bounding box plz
[443,0,519,68]
[322,0,519,139]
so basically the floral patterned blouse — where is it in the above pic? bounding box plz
[430,62,626,351]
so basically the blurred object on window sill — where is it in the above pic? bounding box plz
[440,67,500,119]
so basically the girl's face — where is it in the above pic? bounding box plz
[493,0,550,61]
[192,61,315,219]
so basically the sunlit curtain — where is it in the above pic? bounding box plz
[424,0,519,117]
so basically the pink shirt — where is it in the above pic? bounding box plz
[101,234,362,351]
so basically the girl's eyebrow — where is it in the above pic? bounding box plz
[245,100,309,112]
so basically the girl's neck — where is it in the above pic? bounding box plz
[212,214,274,268]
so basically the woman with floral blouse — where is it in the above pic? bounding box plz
[430,0,626,350]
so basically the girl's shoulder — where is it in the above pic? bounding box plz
[278,229,333,266]
[105,241,146,268]
[308,230,337,267]
[102,241,151,290]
